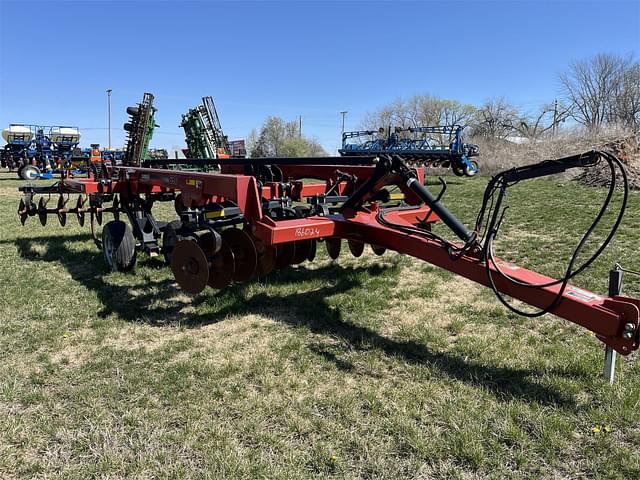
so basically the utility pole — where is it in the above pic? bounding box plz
[299,115,302,138]
[107,89,112,149]
[340,111,348,134]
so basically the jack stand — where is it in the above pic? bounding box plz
[603,347,617,385]
[604,266,624,384]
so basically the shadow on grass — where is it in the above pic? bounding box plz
[208,282,578,407]
[9,233,577,407]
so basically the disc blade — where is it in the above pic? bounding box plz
[18,198,28,225]
[38,197,47,226]
[254,239,277,277]
[90,211,102,250]
[171,239,209,294]
[222,228,258,282]
[112,196,120,221]
[348,239,365,258]
[291,240,312,265]
[275,242,295,269]
[307,239,317,262]
[57,195,67,227]
[76,196,85,227]
[371,244,386,256]
[208,243,235,289]
[325,238,341,259]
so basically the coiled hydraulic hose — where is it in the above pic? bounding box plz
[478,150,628,317]
[377,150,629,318]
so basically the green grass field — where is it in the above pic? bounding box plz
[0,170,639,479]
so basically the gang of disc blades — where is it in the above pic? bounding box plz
[162,223,181,265]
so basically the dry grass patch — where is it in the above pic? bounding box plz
[383,261,486,336]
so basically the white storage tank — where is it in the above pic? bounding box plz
[50,127,81,144]
[2,125,33,144]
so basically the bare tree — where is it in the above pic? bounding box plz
[510,102,572,140]
[560,53,638,131]
[471,97,520,139]
[362,94,476,131]
[362,102,402,130]
[613,63,640,131]
[439,99,476,127]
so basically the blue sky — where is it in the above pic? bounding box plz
[1,0,638,154]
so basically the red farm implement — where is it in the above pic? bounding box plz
[17,149,639,362]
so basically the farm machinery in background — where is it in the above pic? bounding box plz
[1,124,81,179]
[78,94,159,170]
[13,93,640,373]
[180,96,231,161]
[1,93,161,179]
[339,125,480,177]
[123,92,159,166]
[71,91,162,165]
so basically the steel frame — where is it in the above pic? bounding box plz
[17,154,640,357]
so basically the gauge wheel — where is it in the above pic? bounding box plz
[102,220,137,272]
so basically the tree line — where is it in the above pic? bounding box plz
[246,53,638,157]
[363,53,639,142]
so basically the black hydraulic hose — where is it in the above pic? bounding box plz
[404,175,475,243]
[483,151,628,317]
[376,150,628,318]
[488,151,627,289]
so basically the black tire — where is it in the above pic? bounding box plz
[451,163,465,177]
[464,160,479,177]
[20,165,40,180]
[102,220,137,272]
